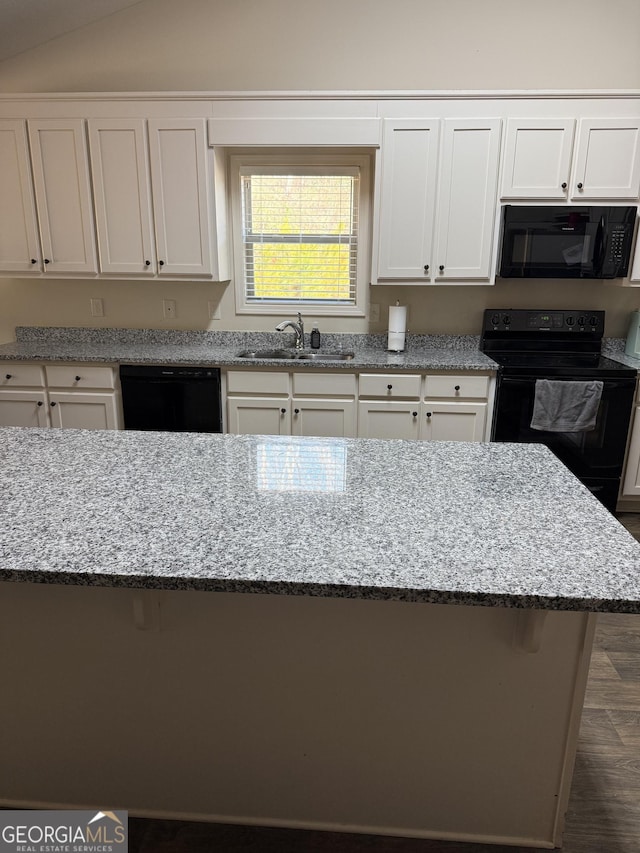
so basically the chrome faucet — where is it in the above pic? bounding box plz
[275,312,305,349]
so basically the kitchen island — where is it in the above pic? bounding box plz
[1,427,640,848]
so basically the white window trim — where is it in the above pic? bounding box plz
[230,152,371,317]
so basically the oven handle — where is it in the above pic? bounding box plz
[497,375,636,393]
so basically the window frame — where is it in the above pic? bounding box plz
[229,151,371,317]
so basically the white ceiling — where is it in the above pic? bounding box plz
[0,0,145,63]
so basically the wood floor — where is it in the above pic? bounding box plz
[129,515,640,853]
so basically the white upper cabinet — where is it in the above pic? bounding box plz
[500,117,640,201]
[147,119,215,277]
[88,119,156,275]
[376,119,440,279]
[0,120,41,273]
[27,119,98,274]
[500,119,576,199]
[89,118,228,279]
[571,118,640,200]
[433,118,502,282]
[375,118,501,283]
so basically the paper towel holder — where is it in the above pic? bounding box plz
[387,301,407,353]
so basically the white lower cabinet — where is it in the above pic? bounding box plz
[358,372,490,442]
[0,389,49,427]
[0,362,122,430]
[358,400,486,442]
[291,398,357,438]
[226,369,493,441]
[422,402,487,442]
[48,391,120,430]
[423,373,488,442]
[227,397,290,436]
[358,401,421,440]
[226,370,358,438]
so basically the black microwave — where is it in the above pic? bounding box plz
[499,205,637,279]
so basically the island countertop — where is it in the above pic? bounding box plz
[2,426,640,612]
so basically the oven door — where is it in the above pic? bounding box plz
[492,374,635,509]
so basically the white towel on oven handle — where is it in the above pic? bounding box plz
[530,379,603,432]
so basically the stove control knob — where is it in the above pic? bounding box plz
[589,315,599,327]
[491,313,500,327]
[578,315,586,327]
[502,314,511,326]
[565,315,575,326]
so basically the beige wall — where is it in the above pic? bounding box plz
[0,0,639,94]
[0,0,639,342]
[2,277,640,343]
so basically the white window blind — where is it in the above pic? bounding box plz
[240,165,360,305]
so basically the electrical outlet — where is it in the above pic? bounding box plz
[370,303,380,323]
[90,298,104,318]
[163,299,177,319]
[208,301,221,320]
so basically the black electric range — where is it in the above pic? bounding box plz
[480,309,636,512]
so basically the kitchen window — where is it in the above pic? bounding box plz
[230,153,371,316]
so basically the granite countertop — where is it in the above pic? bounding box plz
[2,426,640,613]
[0,327,498,372]
[602,340,640,372]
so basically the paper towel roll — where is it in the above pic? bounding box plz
[388,304,407,352]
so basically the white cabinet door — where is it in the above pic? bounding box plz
[500,119,575,199]
[0,120,41,273]
[0,390,48,427]
[376,119,440,280]
[27,119,98,274]
[622,403,640,496]
[88,119,156,275]
[422,402,487,442]
[357,401,421,440]
[433,119,502,282]
[48,392,121,430]
[227,398,290,435]
[291,399,357,438]
[571,119,640,200]
[147,119,213,277]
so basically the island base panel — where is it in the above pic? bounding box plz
[0,582,595,847]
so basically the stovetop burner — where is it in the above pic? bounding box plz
[479,308,636,379]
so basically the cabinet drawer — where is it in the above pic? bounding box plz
[45,364,116,390]
[425,374,489,399]
[226,370,289,395]
[358,373,421,399]
[293,372,356,397]
[0,363,45,388]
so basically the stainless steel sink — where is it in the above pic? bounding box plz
[296,351,355,361]
[237,349,298,360]
[237,349,355,361]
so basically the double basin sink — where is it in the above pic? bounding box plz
[237,348,355,362]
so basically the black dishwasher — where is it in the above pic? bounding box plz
[120,365,222,433]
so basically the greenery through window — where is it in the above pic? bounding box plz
[231,154,370,316]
